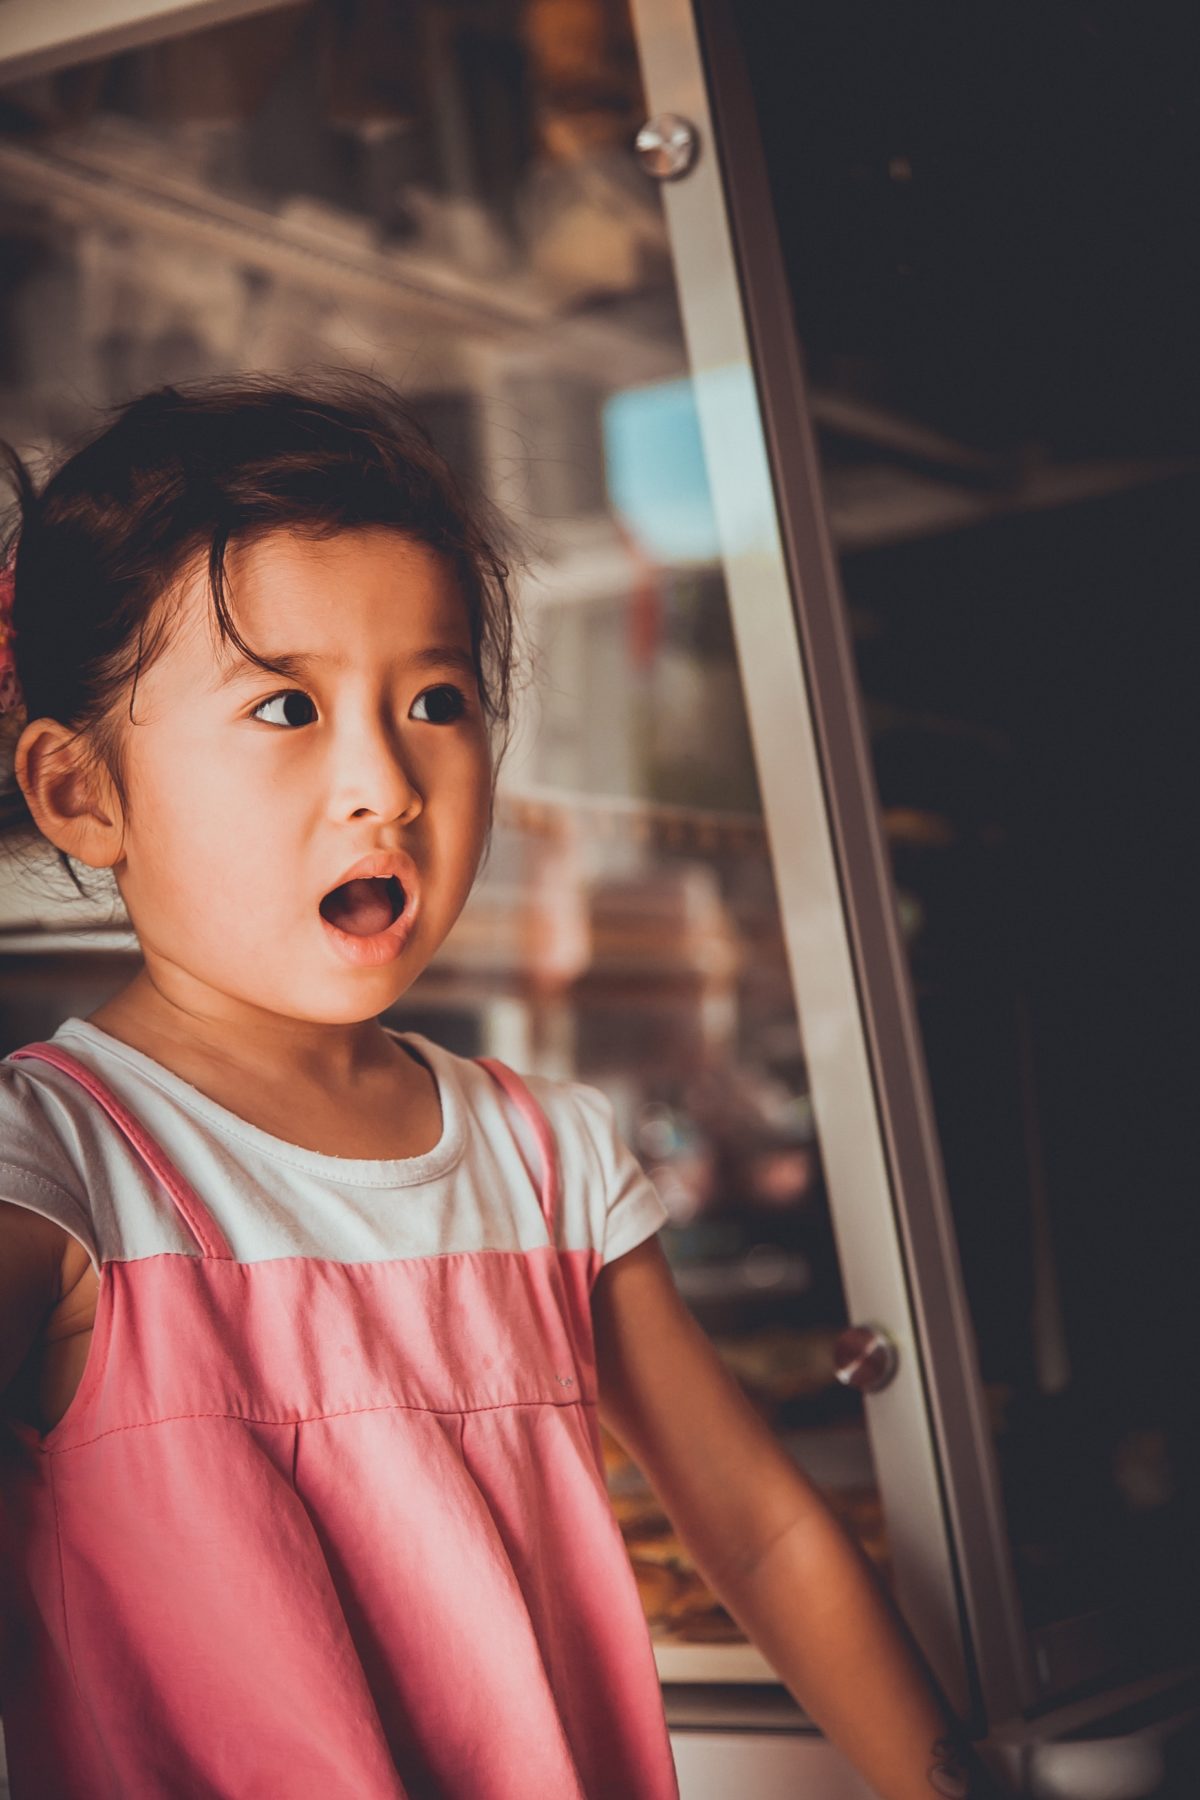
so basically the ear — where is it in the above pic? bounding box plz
[14,717,125,869]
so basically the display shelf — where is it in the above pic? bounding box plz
[824,451,1200,553]
[0,120,681,389]
[0,927,139,954]
[672,1253,813,1304]
[494,784,766,853]
[653,1639,780,1686]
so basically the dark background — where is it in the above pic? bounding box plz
[730,0,1200,458]
[729,0,1200,1757]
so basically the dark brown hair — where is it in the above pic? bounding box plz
[0,369,522,892]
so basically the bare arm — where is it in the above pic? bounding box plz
[593,1235,1004,1800]
[0,1200,66,1397]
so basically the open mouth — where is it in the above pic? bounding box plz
[319,875,407,938]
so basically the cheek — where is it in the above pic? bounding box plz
[428,744,491,864]
[426,727,490,803]
[124,738,276,895]
[463,746,495,839]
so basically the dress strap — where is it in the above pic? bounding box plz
[473,1057,560,1241]
[7,1043,235,1260]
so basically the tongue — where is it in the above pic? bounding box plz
[321,878,397,937]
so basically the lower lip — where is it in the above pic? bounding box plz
[319,896,419,967]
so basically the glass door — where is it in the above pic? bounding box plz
[725,0,1200,1725]
[0,0,972,1728]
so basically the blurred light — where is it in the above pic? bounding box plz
[743,1244,812,1292]
[602,365,770,561]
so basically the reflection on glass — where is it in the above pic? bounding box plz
[0,0,887,1668]
[805,320,1200,1684]
[838,486,1199,1691]
[749,0,1200,1686]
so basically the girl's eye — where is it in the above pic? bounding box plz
[250,684,468,728]
[252,690,317,728]
[410,684,468,725]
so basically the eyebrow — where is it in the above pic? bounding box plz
[213,644,478,691]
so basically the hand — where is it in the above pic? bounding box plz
[926,1726,1009,1799]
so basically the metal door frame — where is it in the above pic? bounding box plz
[628,0,1034,1730]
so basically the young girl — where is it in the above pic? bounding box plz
[0,374,998,1799]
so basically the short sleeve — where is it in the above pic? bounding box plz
[558,1079,671,1267]
[0,1061,101,1270]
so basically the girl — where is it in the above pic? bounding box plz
[0,373,998,1799]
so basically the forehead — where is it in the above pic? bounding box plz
[161,525,474,669]
[212,526,468,635]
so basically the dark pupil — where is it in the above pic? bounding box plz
[424,685,463,724]
[282,692,316,727]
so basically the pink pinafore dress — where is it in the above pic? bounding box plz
[0,1041,679,1799]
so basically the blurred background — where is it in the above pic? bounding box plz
[0,1,1197,1792]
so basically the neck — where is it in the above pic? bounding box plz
[83,968,400,1093]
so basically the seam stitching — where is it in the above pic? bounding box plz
[45,1394,598,1456]
[98,1243,584,1271]
[47,1456,83,1698]
[0,1164,88,1204]
[46,1029,468,1186]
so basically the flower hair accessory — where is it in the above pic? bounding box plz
[0,542,23,719]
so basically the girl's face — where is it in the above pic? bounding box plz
[109,526,493,1025]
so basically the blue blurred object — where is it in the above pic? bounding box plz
[602,366,769,562]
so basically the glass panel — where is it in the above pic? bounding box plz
[0,0,889,1680]
[736,4,1200,1698]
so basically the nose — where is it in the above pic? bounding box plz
[335,712,423,825]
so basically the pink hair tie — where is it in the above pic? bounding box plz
[0,544,23,719]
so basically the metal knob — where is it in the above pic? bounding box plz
[635,114,700,182]
[833,1325,899,1394]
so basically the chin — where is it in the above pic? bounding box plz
[310,965,431,1024]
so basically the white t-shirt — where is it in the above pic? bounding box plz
[0,1019,669,1279]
